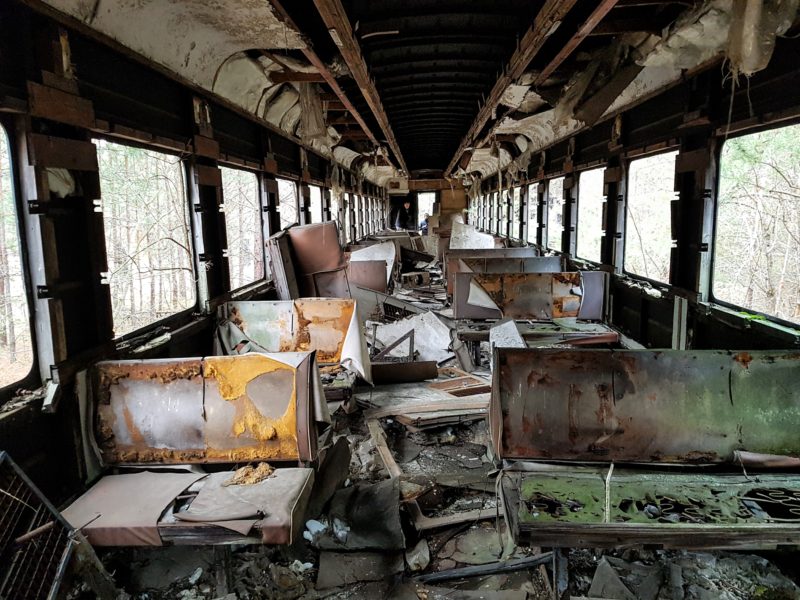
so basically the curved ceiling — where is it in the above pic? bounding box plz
[345,0,536,174]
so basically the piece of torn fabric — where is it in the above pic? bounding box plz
[317,478,405,551]
[173,469,315,540]
[214,320,270,356]
[63,471,205,546]
[175,471,276,521]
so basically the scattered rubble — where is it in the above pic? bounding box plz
[13,226,797,600]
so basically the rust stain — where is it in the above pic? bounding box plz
[568,384,580,444]
[291,299,353,363]
[527,370,555,387]
[205,354,300,461]
[734,352,753,369]
[229,305,247,331]
[595,383,614,425]
[121,403,145,445]
[99,355,303,464]
[96,360,201,404]
[474,272,581,318]
[204,354,286,400]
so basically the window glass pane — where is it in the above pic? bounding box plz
[343,194,351,242]
[624,151,676,282]
[0,126,33,388]
[547,177,564,250]
[714,126,800,323]
[331,193,341,224]
[499,192,508,237]
[511,187,521,239]
[527,184,537,243]
[96,139,195,337]
[577,168,605,262]
[309,185,322,224]
[221,167,264,290]
[277,178,297,229]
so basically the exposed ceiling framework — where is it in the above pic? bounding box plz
[35,0,401,185]
[279,0,700,178]
[36,0,799,185]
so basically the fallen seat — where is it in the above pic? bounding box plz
[63,352,324,546]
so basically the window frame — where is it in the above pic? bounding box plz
[219,162,268,293]
[621,148,678,286]
[546,176,566,252]
[93,135,199,340]
[276,176,300,230]
[0,117,38,398]
[526,183,538,245]
[708,122,800,330]
[575,166,606,264]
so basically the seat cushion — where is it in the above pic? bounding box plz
[63,471,204,546]
[64,468,314,546]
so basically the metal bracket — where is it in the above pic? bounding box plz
[372,329,415,362]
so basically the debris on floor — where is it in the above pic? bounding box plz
[36,229,800,599]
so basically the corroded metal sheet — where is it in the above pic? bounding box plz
[447,255,562,294]
[502,464,800,549]
[94,353,315,465]
[444,248,544,293]
[94,359,206,463]
[453,272,583,320]
[491,349,800,463]
[223,299,356,364]
[347,260,388,292]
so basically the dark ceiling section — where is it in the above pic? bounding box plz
[343,0,537,174]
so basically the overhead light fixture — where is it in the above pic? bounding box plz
[328,28,343,47]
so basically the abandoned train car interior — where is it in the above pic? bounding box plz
[2,0,800,598]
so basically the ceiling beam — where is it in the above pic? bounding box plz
[532,0,621,86]
[444,0,579,175]
[328,115,359,126]
[267,0,384,157]
[269,71,327,83]
[313,0,409,174]
[339,130,371,140]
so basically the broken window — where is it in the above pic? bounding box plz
[309,185,322,224]
[713,124,800,324]
[0,125,33,389]
[577,167,605,263]
[624,151,676,283]
[527,183,538,244]
[96,139,196,337]
[221,166,265,290]
[547,177,565,250]
[277,178,298,229]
